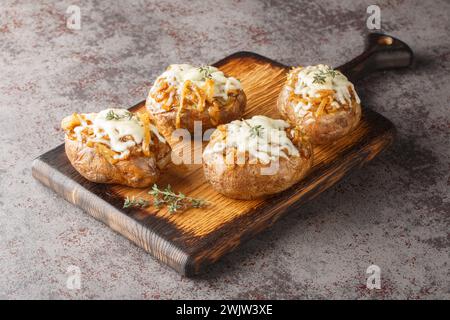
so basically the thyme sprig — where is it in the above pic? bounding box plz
[123,196,149,209]
[312,67,338,84]
[149,184,207,214]
[122,185,208,213]
[106,110,134,121]
[243,119,264,138]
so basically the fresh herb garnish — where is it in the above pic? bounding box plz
[242,119,264,138]
[122,186,208,214]
[326,69,337,78]
[312,67,337,84]
[106,110,134,121]
[312,73,326,84]
[148,184,208,214]
[125,111,134,120]
[123,196,149,209]
[198,65,213,79]
[106,110,121,120]
[250,124,264,138]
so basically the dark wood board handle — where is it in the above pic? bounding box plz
[337,33,414,82]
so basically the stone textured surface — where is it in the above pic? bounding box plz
[0,0,449,299]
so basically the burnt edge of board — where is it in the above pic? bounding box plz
[31,52,396,276]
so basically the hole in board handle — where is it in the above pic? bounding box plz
[378,36,393,46]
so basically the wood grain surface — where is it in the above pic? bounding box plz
[32,52,396,276]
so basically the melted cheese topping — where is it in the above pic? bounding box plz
[72,109,165,159]
[148,64,242,111]
[204,115,299,165]
[291,64,360,116]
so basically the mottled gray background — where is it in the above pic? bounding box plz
[0,0,448,299]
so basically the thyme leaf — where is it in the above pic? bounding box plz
[198,65,213,79]
[123,196,149,209]
[312,73,326,84]
[106,110,134,121]
[250,124,264,138]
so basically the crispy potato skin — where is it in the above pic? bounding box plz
[147,91,246,142]
[64,136,171,188]
[202,130,313,200]
[277,85,361,145]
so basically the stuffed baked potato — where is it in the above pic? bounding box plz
[146,64,246,142]
[202,115,313,199]
[62,108,171,188]
[278,64,361,145]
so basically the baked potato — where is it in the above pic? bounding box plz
[146,64,246,142]
[62,108,171,188]
[277,64,361,145]
[202,115,313,200]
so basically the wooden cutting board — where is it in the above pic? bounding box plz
[32,34,413,276]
